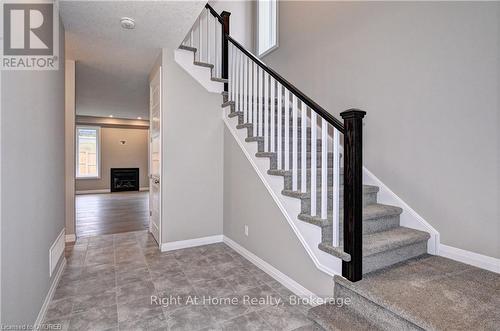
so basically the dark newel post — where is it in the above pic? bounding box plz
[340,109,366,282]
[221,11,231,92]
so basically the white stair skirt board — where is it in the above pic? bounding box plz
[362,168,440,254]
[175,49,224,94]
[65,234,76,243]
[75,189,110,195]
[34,257,66,328]
[223,106,341,277]
[439,244,500,274]
[224,236,320,303]
[160,235,223,252]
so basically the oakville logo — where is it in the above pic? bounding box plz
[2,1,59,70]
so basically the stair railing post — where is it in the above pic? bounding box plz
[340,109,366,282]
[221,11,231,92]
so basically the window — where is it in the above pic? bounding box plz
[257,0,278,57]
[76,126,100,178]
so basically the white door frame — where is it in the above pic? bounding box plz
[149,65,162,246]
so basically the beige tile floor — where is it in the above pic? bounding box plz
[43,231,319,331]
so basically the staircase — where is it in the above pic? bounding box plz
[220,96,431,275]
[176,3,439,330]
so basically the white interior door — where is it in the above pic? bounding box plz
[149,67,162,245]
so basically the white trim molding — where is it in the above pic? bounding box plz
[65,234,76,243]
[75,189,110,195]
[34,258,66,328]
[223,236,319,302]
[439,244,500,274]
[139,187,150,192]
[362,168,440,254]
[160,235,223,252]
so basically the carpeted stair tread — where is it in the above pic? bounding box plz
[211,77,228,83]
[297,203,399,226]
[179,45,197,52]
[318,227,429,262]
[282,185,379,199]
[227,111,243,118]
[222,101,235,108]
[308,302,383,331]
[193,61,214,68]
[363,227,430,257]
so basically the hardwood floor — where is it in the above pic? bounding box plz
[76,191,149,237]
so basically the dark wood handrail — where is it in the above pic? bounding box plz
[226,35,345,133]
[205,3,224,24]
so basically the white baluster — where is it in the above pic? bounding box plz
[284,90,290,171]
[332,128,340,246]
[231,46,235,102]
[277,83,282,169]
[301,102,307,193]
[190,28,194,47]
[264,72,269,152]
[321,118,328,219]
[258,67,263,137]
[253,62,257,137]
[243,55,247,123]
[232,46,236,102]
[311,112,317,216]
[247,58,251,125]
[235,50,239,111]
[292,95,298,191]
[270,77,275,153]
[246,57,249,122]
[228,45,231,100]
[240,52,243,112]
[214,18,217,75]
[199,15,203,62]
[207,9,210,64]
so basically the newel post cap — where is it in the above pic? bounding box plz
[221,11,231,17]
[340,109,366,119]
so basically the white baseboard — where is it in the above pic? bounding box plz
[65,234,76,243]
[139,187,149,192]
[223,236,320,303]
[439,244,500,274]
[160,235,223,252]
[75,189,110,195]
[34,257,66,327]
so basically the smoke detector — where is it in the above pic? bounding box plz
[120,17,136,30]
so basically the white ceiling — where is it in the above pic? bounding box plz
[60,0,206,119]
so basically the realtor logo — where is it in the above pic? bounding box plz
[2,1,59,70]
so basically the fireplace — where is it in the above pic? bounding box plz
[110,168,139,192]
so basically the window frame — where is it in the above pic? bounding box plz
[256,0,279,58]
[75,125,101,179]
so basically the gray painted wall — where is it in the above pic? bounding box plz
[161,49,224,243]
[1,21,66,323]
[223,128,333,296]
[262,1,499,258]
